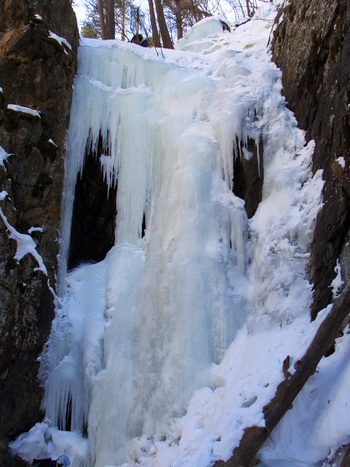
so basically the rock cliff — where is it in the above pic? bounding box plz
[271,0,350,319]
[0,0,78,464]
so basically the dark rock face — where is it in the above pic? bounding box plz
[271,0,350,318]
[0,0,78,463]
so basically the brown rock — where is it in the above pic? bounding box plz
[0,0,79,464]
[271,0,350,318]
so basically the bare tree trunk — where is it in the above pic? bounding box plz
[136,7,140,35]
[98,0,107,39]
[122,0,125,40]
[148,0,161,47]
[154,0,174,48]
[246,0,254,17]
[174,0,183,40]
[98,0,115,39]
[215,284,350,467]
[246,0,251,17]
[105,0,115,39]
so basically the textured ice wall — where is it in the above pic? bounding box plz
[44,38,250,466]
[41,14,323,465]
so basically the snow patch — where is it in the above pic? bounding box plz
[48,31,72,51]
[9,422,89,465]
[0,206,47,274]
[7,104,41,118]
[336,156,346,168]
[331,259,344,299]
[48,138,58,148]
[0,145,12,167]
[28,226,44,234]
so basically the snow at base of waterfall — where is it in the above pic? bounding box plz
[9,2,350,467]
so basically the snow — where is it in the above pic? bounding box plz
[28,226,44,234]
[331,259,344,299]
[0,194,47,274]
[0,190,8,201]
[48,30,72,51]
[259,322,350,466]
[48,138,58,148]
[7,104,41,118]
[336,156,346,168]
[10,422,90,465]
[175,17,231,52]
[0,145,11,167]
[9,2,350,467]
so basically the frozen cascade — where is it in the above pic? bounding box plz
[11,8,330,467]
[47,34,251,465]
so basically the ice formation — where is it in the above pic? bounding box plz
[11,5,350,467]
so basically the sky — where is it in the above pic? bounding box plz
[73,0,88,27]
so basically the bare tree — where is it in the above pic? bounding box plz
[105,0,115,38]
[174,0,183,39]
[83,0,149,41]
[225,0,270,22]
[148,0,162,46]
[97,0,107,37]
[154,0,174,48]
[97,0,115,39]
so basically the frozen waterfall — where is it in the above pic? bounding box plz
[49,28,252,465]
[11,7,334,467]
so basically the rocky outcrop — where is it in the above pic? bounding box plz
[0,0,78,464]
[271,0,350,319]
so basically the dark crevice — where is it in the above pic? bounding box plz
[68,132,117,270]
[232,136,264,219]
[142,212,146,238]
[65,395,72,431]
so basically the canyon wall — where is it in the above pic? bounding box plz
[0,1,78,464]
[271,0,350,319]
